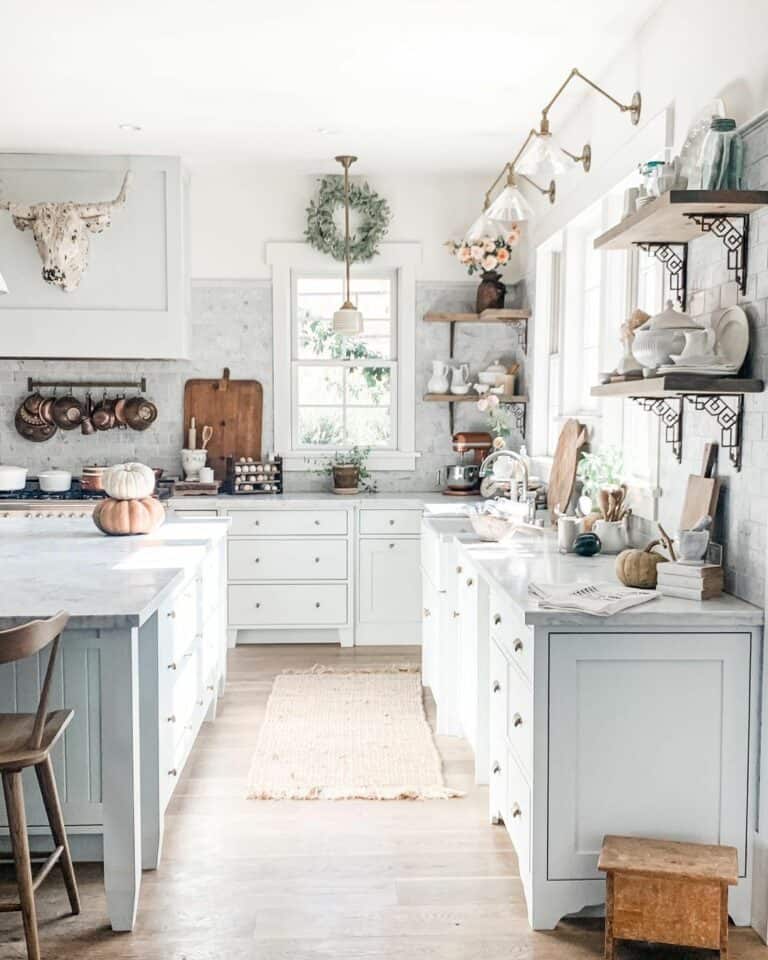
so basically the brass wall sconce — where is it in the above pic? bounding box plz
[472,67,641,234]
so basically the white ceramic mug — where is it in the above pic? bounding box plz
[198,466,214,483]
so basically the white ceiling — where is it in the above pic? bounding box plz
[2,0,660,173]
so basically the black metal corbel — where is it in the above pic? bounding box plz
[631,396,683,463]
[685,394,744,470]
[683,213,749,295]
[635,242,688,310]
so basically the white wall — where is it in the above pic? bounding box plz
[530,0,768,247]
[189,164,497,282]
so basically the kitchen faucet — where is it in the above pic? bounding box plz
[478,449,535,522]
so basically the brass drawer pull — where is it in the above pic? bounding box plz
[315,602,321,608]
[389,519,395,525]
[254,557,260,563]
[389,543,395,549]
[466,577,473,586]
[423,608,431,618]
[512,713,523,728]
[513,638,524,653]
[493,613,501,626]
[314,557,320,563]
[168,768,178,777]
[511,803,522,819]
[253,520,260,526]
[314,519,321,526]
[255,602,261,609]
[451,610,460,619]
[492,681,501,693]
[167,715,176,724]
[456,565,463,574]
[167,611,176,619]
[492,762,501,775]
[167,662,177,671]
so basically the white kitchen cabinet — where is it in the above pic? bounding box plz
[421,573,439,694]
[456,559,490,783]
[547,631,751,880]
[357,538,422,644]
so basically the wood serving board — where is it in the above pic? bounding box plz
[547,418,588,524]
[183,369,263,480]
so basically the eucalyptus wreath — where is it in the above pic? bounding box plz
[305,174,391,263]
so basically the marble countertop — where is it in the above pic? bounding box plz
[168,491,483,510]
[441,523,764,629]
[0,517,229,630]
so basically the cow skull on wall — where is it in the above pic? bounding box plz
[0,171,132,292]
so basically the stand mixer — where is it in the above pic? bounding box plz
[438,432,493,495]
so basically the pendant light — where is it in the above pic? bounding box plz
[332,155,363,335]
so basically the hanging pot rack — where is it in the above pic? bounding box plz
[27,377,147,392]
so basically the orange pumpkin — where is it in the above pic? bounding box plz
[92,496,165,536]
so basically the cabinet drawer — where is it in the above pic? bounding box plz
[228,539,348,581]
[229,584,348,626]
[160,581,199,664]
[359,509,421,536]
[505,751,531,875]
[174,508,219,518]
[506,657,533,777]
[228,509,348,537]
[490,591,532,683]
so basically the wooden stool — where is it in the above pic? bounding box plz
[0,611,80,960]
[598,835,737,960]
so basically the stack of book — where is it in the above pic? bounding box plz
[657,562,724,600]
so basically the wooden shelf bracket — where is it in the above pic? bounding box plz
[684,213,750,295]
[631,396,684,463]
[636,242,688,310]
[685,393,744,470]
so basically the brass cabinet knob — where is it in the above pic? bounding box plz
[492,681,501,693]
[452,610,460,619]
[423,608,431,618]
[466,577,474,586]
[513,638,524,653]
[167,662,177,671]
[389,519,395,525]
[314,557,320,563]
[254,557,260,563]
[512,713,523,728]
[492,762,501,775]
[255,602,261,609]
[493,614,501,626]
[168,768,178,777]
[167,715,176,724]
[389,543,395,549]
[315,601,321,608]
[456,565,463,574]
[511,803,522,819]
[253,520,260,526]
[167,611,176,619]
[314,519,321,526]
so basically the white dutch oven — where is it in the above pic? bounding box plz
[38,469,72,493]
[0,465,28,491]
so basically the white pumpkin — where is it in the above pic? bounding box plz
[103,462,156,501]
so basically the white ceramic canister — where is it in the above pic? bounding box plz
[592,519,629,554]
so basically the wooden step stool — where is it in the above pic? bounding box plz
[598,835,738,960]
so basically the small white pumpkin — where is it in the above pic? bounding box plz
[102,462,156,501]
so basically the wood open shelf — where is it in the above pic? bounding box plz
[590,376,763,398]
[424,393,527,403]
[424,308,530,323]
[593,190,768,251]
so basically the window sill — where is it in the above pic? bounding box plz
[282,451,421,472]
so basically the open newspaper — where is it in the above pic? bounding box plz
[528,581,659,617]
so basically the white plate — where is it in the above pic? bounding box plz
[714,306,749,371]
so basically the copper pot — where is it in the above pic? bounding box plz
[92,396,116,431]
[39,397,56,425]
[52,394,85,430]
[23,392,44,417]
[123,395,158,431]
[80,393,95,435]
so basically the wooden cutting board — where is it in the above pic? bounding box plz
[183,368,263,480]
[679,475,720,531]
[547,418,588,523]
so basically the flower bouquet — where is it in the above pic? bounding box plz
[445,226,522,311]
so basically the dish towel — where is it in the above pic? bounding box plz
[529,581,659,617]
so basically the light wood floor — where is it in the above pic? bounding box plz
[1,644,767,959]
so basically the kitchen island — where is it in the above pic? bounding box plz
[421,516,766,934]
[0,516,229,931]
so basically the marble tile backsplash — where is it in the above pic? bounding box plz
[0,279,525,494]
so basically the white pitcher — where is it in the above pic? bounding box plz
[680,327,716,359]
[450,363,470,393]
[427,360,450,394]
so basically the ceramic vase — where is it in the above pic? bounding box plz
[476,271,506,312]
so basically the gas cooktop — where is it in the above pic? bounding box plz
[0,479,107,501]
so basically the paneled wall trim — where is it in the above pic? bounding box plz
[0,154,188,359]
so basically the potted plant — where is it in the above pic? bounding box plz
[319,446,375,494]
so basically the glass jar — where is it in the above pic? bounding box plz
[693,118,743,190]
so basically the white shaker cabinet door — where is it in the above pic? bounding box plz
[358,539,422,624]
[547,631,751,880]
[421,572,439,694]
